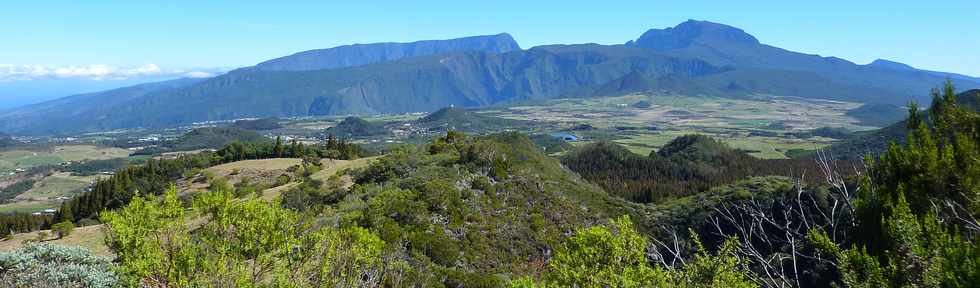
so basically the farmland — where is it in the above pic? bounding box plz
[0,172,102,213]
[480,93,876,158]
[0,145,130,177]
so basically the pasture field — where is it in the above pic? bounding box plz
[481,94,871,158]
[0,172,101,213]
[0,145,131,174]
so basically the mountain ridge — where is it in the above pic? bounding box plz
[626,20,980,102]
[3,20,979,135]
[253,33,520,71]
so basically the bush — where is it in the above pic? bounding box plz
[51,221,74,239]
[0,243,119,287]
[274,174,291,187]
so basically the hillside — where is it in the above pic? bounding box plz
[0,77,206,135]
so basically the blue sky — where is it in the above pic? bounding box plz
[1,1,978,76]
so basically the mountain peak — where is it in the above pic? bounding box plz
[627,20,759,50]
[868,59,917,71]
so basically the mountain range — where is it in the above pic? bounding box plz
[2,20,977,135]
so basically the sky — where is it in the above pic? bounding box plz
[0,0,978,107]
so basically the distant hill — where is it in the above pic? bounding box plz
[137,127,269,155]
[324,117,389,137]
[845,103,907,127]
[253,34,520,71]
[4,20,978,135]
[231,118,283,131]
[824,89,980,158]
[417,106,527,132]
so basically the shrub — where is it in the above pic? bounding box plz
[274,174,291,187]
[51,221,74,239]
[0,243,119,287]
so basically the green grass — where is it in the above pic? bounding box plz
[16,175,89,200]
[0,201,53,213]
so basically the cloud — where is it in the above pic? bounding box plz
[0,64,228,81]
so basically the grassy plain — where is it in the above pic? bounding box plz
[0,225,111,256]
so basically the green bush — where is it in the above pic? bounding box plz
[51,221,74,239]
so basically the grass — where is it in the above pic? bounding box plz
[208,158,302,174]
[0,225,111,257]
[0,201,53,213]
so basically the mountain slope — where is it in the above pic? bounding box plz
[626,20,980,104]
[4,20,978,135]
[254,33,520,71]
[0,78,206,134]
[0,45,732,134]
[0,43,904,135]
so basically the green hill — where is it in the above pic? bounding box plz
[137,127,270,155]
[825,89,980,158]
[417,106,527,132]
[230,118,283,131]
[323,117,389,137]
